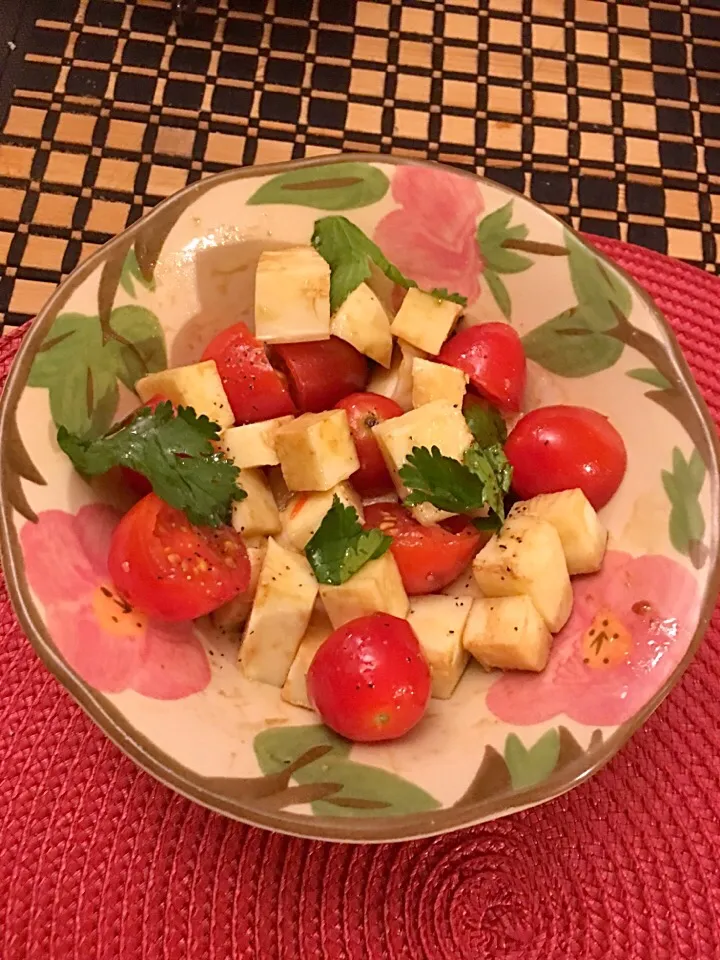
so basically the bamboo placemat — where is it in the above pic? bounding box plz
[0,0,718,332]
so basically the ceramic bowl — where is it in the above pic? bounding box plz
[2,155,718,843]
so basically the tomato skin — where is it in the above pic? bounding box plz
[363,502,482,595]
[438,322,526,412]
[201,322,296,424]
[334,392,404,496]
[270,337,368,412]
[307,614,431,742]
[108,493,250,622]
[505,405,627,510]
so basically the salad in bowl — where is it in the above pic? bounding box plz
[2,157,716,841]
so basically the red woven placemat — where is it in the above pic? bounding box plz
[1,237,719,960]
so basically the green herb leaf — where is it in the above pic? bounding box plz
[57,401,244,528]
[305,495,392,586]
[311,215,466,312]
[429,287,467,306]
[399,442,512,520]
[464,396,507,447]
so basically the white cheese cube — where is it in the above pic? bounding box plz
[239,538,318,686]
[275,409,359,492]
[136,360,233,429]
[442,565,484,599]
[319,551,409,628]
[463,596,552,672]
[411,358,468,409]
[372,399,473,505]
[280,483,364,551]
[220,416,294,469]
[331,282,392,367]
[509,488,607,575]
[389,288,463,355]
[280,607,333,710]
[211,539,268,631]
[231,469,281,538]
[255,246,331,344]
[409,503,456,526]
[407,596,472,699]
[472,515,573,633]
[367,339,426,412]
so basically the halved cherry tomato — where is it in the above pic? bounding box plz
[120,394,172,496]
[201,322,296,424]
[438,322,526,412]
[108,493,250,622]
[505,404,627,510]
[307,614,430,742]
[364,502,482,595]
[334,392,404,497]
[270,337,368,412]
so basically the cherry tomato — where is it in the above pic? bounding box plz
[504,404,627,510]
[307,614,431,742]
[120,394,172,496]
[438,322,526,412]
[108,493,250,622]
[201,322,296,424]
[334,392,404,497]
[364,502,483,595]
[270,337,368,412]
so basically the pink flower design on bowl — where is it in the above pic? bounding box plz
[20,504,211,699]
[374,165,484,304]
[486,551,699,727]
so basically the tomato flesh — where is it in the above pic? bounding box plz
[201,322,296,424]
[108,493,250,621]
[307,614,431,742]
[334,392,404,497]
[364,502,482,596]
[270,338,368,412]
[438,322,526,412]
[504,404,627,510]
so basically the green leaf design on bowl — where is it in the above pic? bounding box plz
[28,306,167,439]
[247,162,390,210]
[254,724,440,817]
[662,447,707,569]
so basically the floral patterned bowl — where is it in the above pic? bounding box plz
[1,156,718,843]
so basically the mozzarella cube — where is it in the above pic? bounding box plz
[372,399,473,504]
[411,358,468,410]
[407,596,472,699]
[319,551,409,628]
[280,607,333,710]
[509,488,607,575]
[331,282,392,367]
[220,416,294,469]
[389,288,463,355]
[255,246,330,343]
[281,483,364,551]
[472,515,573,633]
[442,565,485,599]
[463,596,552,672]
[239,538,318,686]
[409,503,456,526]
[211,539,268,631]
[367,339,426,412]
[231,469,281,538]
[136,360,233,429]
[275,409,359,492]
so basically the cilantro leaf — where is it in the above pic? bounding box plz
[399,442,513,521]
[430,287,467,307]
[57,401,245,528]
[463,396,507,448]
[305,495,392,586]
[311,215,467,312]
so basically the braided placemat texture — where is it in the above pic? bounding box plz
[1,237,719,959]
